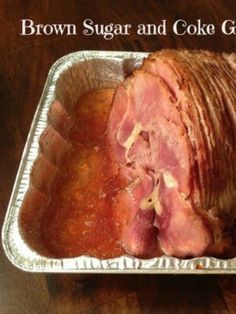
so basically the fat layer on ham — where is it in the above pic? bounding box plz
[107,49,236,258]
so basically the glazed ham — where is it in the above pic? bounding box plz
[107,50,236,258]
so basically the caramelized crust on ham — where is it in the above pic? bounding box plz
[107,49,236,258]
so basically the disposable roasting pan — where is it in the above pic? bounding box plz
[2,50,236,273]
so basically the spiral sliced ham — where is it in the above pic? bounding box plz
[107,49,236,258]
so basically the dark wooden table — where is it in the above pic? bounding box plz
[1,1,236,313]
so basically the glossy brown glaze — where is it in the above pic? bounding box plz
[21,89,128,258]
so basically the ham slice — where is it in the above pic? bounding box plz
[107,49,236,258]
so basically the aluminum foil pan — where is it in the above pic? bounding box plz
[2,50,236,274]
